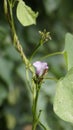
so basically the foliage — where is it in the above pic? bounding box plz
[0,0,73,130]
[17,0,38,26]
[54,67,73,123]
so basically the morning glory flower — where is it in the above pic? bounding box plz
[33,61,48,77]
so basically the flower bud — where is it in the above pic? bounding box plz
[33,61,48,77]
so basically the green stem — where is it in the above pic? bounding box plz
[9,1,15,34]
[39,121,47,130]
[30,43,40,61]
[32,84,41,130]
[26,69,33,92]
[39,51,64,60]
[5,0,35,76]
[44,77,58,82]
[9,1,27,63]
[30,38,45,61]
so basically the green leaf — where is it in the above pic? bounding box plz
[37,92,51,130]
[0,58,13,85]
[6,45,21,61]
[0,85,8,105]
[16,64,26,81]
[43,0,61,14]
[16,0,38,26]
[6,114,16,129]
[64,33,73,70]
[16,64,32,96]
[54,67,73,123]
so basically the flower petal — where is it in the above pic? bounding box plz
[33,61,48,76]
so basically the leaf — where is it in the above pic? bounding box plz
[6,113,16,129]
[7,87,19,105]
[6,45,21,61]
[64,33,73,70]
[0,58,13,85]
[37,92,51,130]
[16,64,32,98]
[43,0,61,14]
[54,67,73,123]
[0,85,8,105]
[16,0,38,26]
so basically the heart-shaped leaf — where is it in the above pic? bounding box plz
[54,67,73,123]
[16,0,38,26]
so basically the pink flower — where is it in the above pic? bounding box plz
[33,61,48,77]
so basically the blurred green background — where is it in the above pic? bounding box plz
[0,0,73,130]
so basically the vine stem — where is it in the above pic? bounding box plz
[4,1,40,130]
[39,121,47,130]
[5,0,35,76]
[44,77,58,82]
[32,84,41,130]
[30,43,41,61]
[39,51,64,60]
